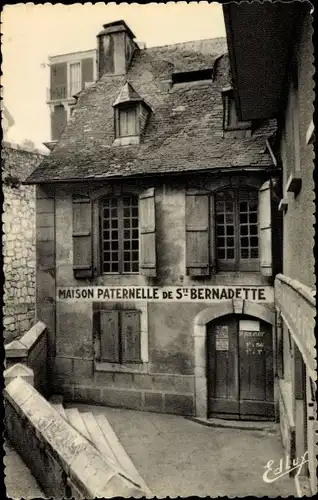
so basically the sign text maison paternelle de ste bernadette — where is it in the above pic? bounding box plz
[57,286,274,302]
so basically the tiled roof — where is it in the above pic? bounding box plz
[26,37,276,184]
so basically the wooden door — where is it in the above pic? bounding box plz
[207,315,274,420]
[207,316,239,417]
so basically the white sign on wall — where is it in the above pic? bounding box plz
[57,285,274,302]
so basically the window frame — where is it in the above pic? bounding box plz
[99,194,140,275]
[214,187,260,272]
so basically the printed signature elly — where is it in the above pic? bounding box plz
[263,451,308,483]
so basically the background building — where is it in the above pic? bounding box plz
[45,48,97,148]
[223,1,315,495]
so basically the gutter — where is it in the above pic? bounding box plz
[23,165,278,186]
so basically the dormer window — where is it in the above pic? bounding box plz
[222,88,252,136]
[113,82,151,146]
[117,104,138,138]
[172,68,213,84]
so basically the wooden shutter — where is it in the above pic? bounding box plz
[72,196,93,279]
[100,310,120,363]
[139,188,157,277]
[259,181,272,277]
[185,189,210,276]
[121,310,141,363]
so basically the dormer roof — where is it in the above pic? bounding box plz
[113,82,143,107]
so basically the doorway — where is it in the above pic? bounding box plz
[207,314,274,420]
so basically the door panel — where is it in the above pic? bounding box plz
[207,315,274,420]
[207,317,239,417]
[239,319,274,418]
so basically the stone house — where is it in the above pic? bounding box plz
[45,48,97,150]
[3,142,48,343]
[223,1,315,495]
[25,20,282,421]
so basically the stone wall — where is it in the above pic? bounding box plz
[2,142,48,343]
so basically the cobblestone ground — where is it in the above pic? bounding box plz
[70,403,298,498]
[4,440,45,499]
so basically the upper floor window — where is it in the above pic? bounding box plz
[215,188,259,271]
[101,195,139,273]
[72,188,156,279]
[185,182,272,277]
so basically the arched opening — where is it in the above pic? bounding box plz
[193,300,275,419]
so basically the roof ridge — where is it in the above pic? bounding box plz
[145,37,227,50]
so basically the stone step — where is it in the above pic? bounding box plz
[52,403,67,420]
[94,413,152,497]
[64,408,91,442]
[80,412,122,471]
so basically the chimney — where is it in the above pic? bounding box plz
[97,20,137,78]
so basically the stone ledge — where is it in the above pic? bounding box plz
[4,377,147,498]
[5,321,47,358]
[275,273,315,307]
[4,364,34,387]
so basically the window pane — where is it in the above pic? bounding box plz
[217,249,225,259]
[101,196,139,274]
[241,248,249,259]
[240,225,248,236]
[250,237,259,247]
[112,262,119,272]
[227,225,234,235]
[227,249,234,259]
[249,213,257,223]
[251,248,259,258]
[250,225,258,235]
[227,237,234,247]
[241,237,249,247]
[217,237,225,247]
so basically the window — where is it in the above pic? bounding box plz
[117,105,138,138]
[227,94,239,128]
[222,90,252,132]
[72,188,156,279]
[185,184,269,277]
[69,62,81,97]
[101,195,139,273]
[172,69,213,84]
[215,189,259,271]
[98,308,141,364]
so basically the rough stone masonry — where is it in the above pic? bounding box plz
[2,142,48,343]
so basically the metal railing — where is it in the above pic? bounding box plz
[47,82,82,102]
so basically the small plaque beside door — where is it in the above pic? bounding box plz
[215,325,229,351]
